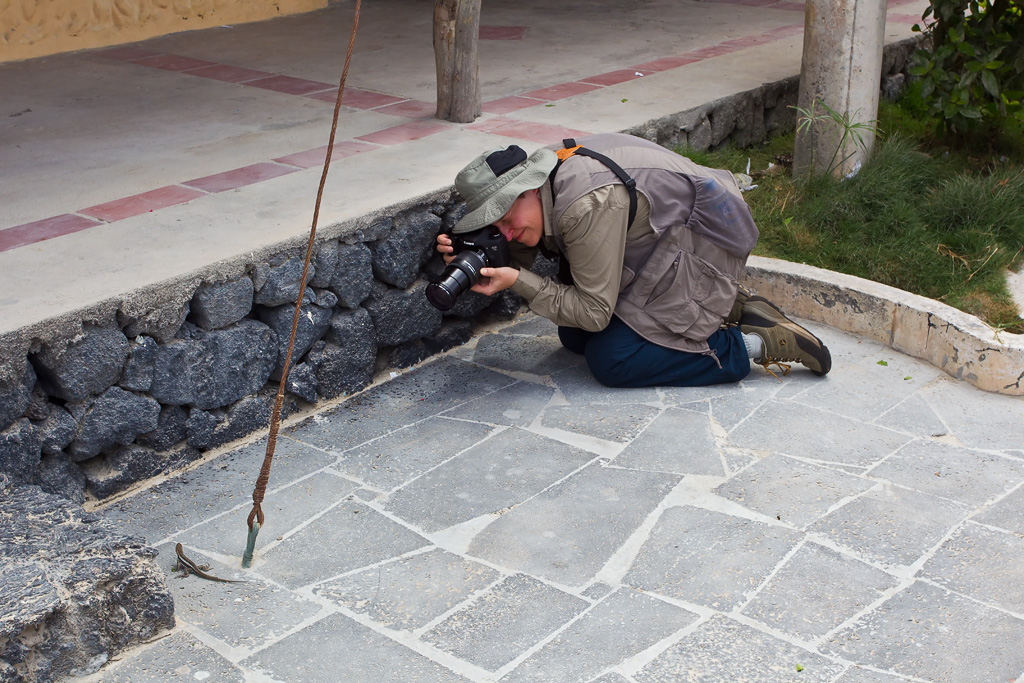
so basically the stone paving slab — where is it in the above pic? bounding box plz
[95,631,245,683]
[637,614,847,682]
[90,313,1024,683]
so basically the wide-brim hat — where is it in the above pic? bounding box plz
[452,145,557,234]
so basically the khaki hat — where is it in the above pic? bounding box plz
[452,144,557,234]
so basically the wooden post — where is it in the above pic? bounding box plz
[433,0,482,123]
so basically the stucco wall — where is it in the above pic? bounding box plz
[1,0,327,63]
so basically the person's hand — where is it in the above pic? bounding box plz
[470,267,519,295]
[436,233,456,265]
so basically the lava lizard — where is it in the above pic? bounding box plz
[173,543,244,583]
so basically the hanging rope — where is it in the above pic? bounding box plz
[242,0,363,568]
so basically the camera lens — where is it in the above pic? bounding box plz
[425,251,486,311]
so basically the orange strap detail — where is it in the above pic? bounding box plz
[555,146,581,161]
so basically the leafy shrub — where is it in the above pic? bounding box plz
[910,0,1024,138]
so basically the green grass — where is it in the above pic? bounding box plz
[680,91,1024,334]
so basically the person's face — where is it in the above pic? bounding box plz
[494,188,543,247]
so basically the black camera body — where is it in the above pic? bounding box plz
[426,226,511,311]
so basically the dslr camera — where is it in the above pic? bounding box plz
[426,226,511,311]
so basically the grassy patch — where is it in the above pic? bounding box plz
[681,92,1024,334]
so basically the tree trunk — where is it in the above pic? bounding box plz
[793,0,886,178]
[434,0,482,123]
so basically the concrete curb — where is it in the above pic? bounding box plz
[745,255,1024,396]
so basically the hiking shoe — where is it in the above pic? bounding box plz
[723,283,752,326]
[739,296,831,377]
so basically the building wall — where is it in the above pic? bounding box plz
[1,0,327,63]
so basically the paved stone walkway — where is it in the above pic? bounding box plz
[91,313,1024,683]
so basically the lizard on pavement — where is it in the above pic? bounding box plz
[173,543,244,583]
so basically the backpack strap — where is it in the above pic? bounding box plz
[550,138,638,227]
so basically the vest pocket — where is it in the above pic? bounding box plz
[640,250,712,335]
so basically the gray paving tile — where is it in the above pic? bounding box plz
[443,380,556,428]
[333,417,495,490]
[808,484,968,568]
[824,580,1024,683]
[502,588,698,683]
[660,374,779,407]
[624,506,801,610]
[98,436,335,543]
[921,521,1024,614]
[727,399,911,467]
[285,356,515,453]
[241,611,469,682]
[581,582,615,601]
[313,548,502,631]
[867,439,1024,506]
[182,470,359,558]
[255,500,430,588]
[920,378,1024,451]
[741,542,898,640]
[155,545,321,652]
[588,674,633,683]
[552,364,661,405]
[421,574,588,672]
[385,427,593,533]
[468,463,681,586]
[722,447,759,476]
[472,333,585,375]
[872,394,949,438]
[636,614,845,683]
[833,667,912,682]
[614,407,724,476]
[705,378,783,431]
[789,351,942,423]
[972,483,1024,534]
[499,315,559,337]
[93,630,244,682]
[540,403,661,443]
[714,454,874,529]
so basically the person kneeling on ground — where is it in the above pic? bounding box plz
[436,132,831,388]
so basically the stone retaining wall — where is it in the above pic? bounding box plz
[0,197,560,507]
[0,38,924,505]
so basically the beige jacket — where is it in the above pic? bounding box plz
[511,133,757,355]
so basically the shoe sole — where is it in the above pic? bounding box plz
[742,299,832,376]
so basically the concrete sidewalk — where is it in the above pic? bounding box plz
[0,0,926,340]
[90,312,1024,682]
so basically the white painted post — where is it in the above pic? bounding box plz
[793,0,887,177]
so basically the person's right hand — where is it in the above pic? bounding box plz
[436,233,456,265]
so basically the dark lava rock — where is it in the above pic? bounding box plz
[66,387,161,462]
[253,254,315,307]
[119,335,159,393]
[80,443,202,499]
[0,419,42,484]
[256,302,332,380]
[364,280,443,347]
[32,325,130,402]
[1,361,36,432]
[0,480,174,681]
[37,405,76,456]
[137,405,189,452]
[305,307,377,399]
[370,209,442,289]
[149,319,277,410]
[328,243,374,308]
[189,277,255,331]
[31,454,86,504]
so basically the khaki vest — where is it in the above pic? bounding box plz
[547,133,758,355]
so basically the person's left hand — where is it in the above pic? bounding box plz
[470,267,519,295]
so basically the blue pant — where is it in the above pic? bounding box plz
[558,316,751,388]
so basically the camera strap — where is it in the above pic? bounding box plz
[550,138,638,228]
